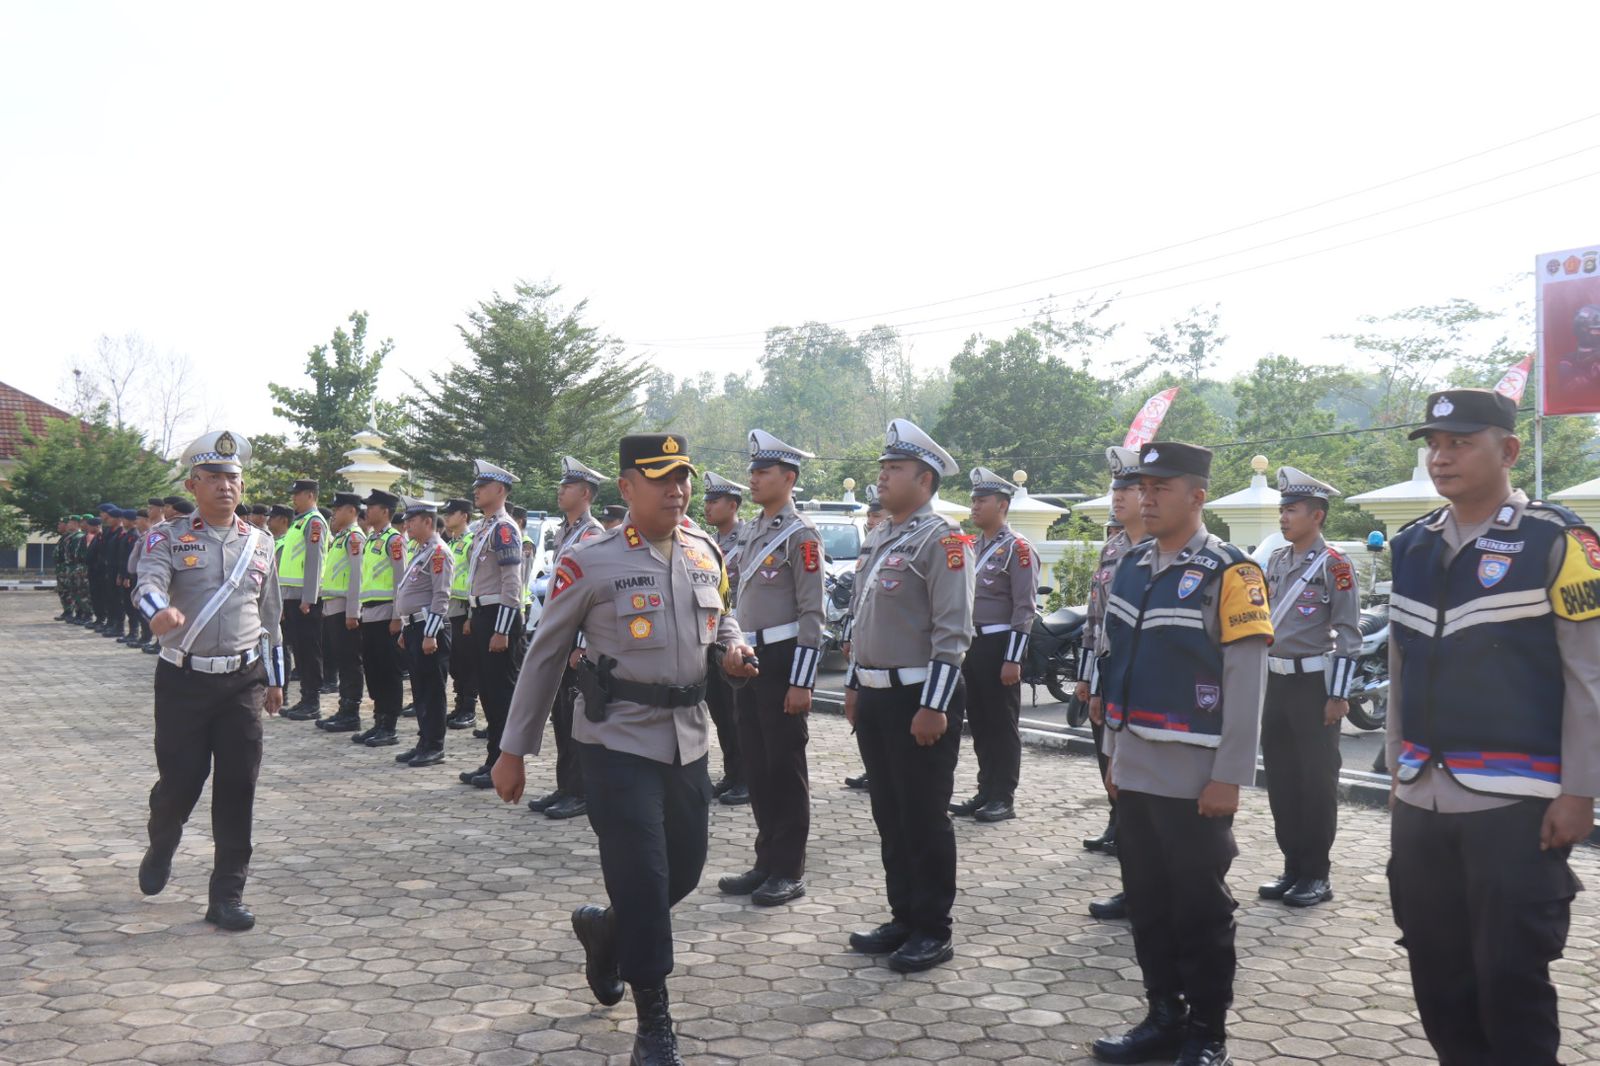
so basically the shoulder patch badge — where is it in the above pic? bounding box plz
[146,531,166,552]
[1017,541,1031,568]
[1219,563,1274,645]
[800,539,820,573]
[432,547,445,574]
[308,521,321,544]
[941,532,967,571]
[1572,528,1600,571]
[349,533,364,555]
[388,535,404,561]
[1330,559,1354,591]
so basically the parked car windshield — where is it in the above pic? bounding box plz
[815,521,861,561]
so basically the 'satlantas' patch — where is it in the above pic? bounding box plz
[801,539,820,572]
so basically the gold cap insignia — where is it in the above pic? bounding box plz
[662,436,680,454]
[216,432,236,457]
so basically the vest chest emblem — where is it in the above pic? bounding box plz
[1196,683,1221,711]
[1478,553,1513,588]
[1177,570,1204,599]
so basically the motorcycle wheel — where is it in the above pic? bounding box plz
[1065,695,1090,728]
[1347,691,1387,731]
[1044,665,1075,707]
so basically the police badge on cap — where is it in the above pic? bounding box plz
[879,418,959,477]
[182,430,254,473]
[1106,446,1141,489]
[620,433,696,479]
[968,467,1017,498]
[1276,466,1340,502]
[748,429,814,472]
[560,457,606,488]
[471,460,520,487]
[1407,388,1518,440]
[1133,441,1212,480]
[703,471,748,501]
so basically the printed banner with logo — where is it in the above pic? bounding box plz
[1537,245,1600,415]
[1492,355,1533,404]
[1124,386,1180,449]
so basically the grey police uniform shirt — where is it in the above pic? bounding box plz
[556,513,606,648]
[1099,525,1269,799]
[393,532,453,637]
[280,509,327,603]
[846,500,974,711]
[466,509,525,634]
[134,513,284,662]
[1265,536,1361,663]
[1386,490,1600,813]
[500,518,744,766]
[355,528,405,622]
[1081,528,1136,686]
[971,523,1038,662]
[732,502,827,687]
[337,525,368,616]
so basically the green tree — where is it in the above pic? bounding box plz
[2,416,175,532]
[393,282,648,508]
[261,311,397,493]
[1126,304,1227,383]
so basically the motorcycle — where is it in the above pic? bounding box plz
[1346,601,1389,732]
[1023,587,1087,720]
[822,570,853,667]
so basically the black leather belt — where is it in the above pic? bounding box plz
[604,676,708,708]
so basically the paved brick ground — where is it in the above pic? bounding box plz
[1,593,1596,1066]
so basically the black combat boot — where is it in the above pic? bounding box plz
[1173,1017,1231,1065]
[629,985,683,1066]
[1091,993,1188,1063]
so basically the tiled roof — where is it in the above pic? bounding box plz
[0,381,83,461]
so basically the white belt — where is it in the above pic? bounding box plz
[402,611,428,626]
[976,623,1012,636]
[855,667,929,689]
[471,594,503,607]
[741,621,799,646]
[1268,654,1327,676]
[160,647,260,675]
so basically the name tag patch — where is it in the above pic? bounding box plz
[1474,537,1524,554]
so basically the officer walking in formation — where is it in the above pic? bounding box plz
[460,461,527,790]
[700,471,749,804]
[951,467,1038,824]
[392,499,453,767]
[1080,446,1146,921]
[717,430,826,907]
[279,480,328,720]
[527,457,608,820]
[843,418,972,974]
[316,492,368,733]
[1259,466,1361,909]
[1386,388,1598,1066]
[441,498,479,731]
[352,489,405,747]
[134,430,285,932]
[1090,441,1271,1066]
[492,433,753,1066]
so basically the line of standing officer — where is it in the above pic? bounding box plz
[1090,441,1270,1066]
[391,498,453,767]
[279,480,328,719]
[1386,388,1597,1066]
[1259,466,1360,909]
[351,489,405,746]
[491,432,753,1066]
[951,467,1038,824]
[134,430,285,932]
[700,471,749,805]
[716,430,826,907]
[843,418,972,975]
[315,493,367,732]
[459,461,528,790]
[441,498,479,731]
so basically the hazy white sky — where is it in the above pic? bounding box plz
[3,2,1598,446]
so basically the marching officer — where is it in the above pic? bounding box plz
[700,471,749,805]
[1079,446,1146,921]
[1387,388,1598,1065]
[1259,466,1361,909]
[717,431,826,907]
[843,418,972,974]
[352,489,405,747]
[1089,441,1271,1066]
[316,492,367,733]
[392,498,453,767]
[279,480,328,720]
[527,457,608,820]
[459,461,526,790]
[951,467,1038,824]
[491,433,753,1066]
[134,430,285,931]
[442,499,479,731]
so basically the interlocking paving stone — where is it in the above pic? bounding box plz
[1,593,1597,1064]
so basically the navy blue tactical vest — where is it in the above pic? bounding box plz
[1389,503,1569,798]
[1102,539,1246,748]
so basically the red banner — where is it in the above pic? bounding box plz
[1124,387,1179,449]
[1492,355,1533,404]
[1537,245,1600,415]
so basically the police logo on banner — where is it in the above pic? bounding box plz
[1478,553,1513,588]
[1177,569,1205,599]
[1195,684,1221,712]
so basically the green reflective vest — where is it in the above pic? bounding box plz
[324,527,354,596]
[278,511,323,584]
[521,528,535,606]
[449,529,474,599]
[362,528,401,603]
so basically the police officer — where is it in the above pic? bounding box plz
[316,492,368,733]
[700,472,749,804]
[492,433,751,1066]
[441,499,479,731]
[843,418,972,974]
[109,508,137,641]
[279,480,328,720]
[352,489,405,747]
[1090,441,1271,1066]
[528,457,608,820]
[1387,388,1598,1065]
[717,432,826,906]
[1080,446,1146,920]
[60,516,85,623]
[459,461,527,789]
[600,504,627,530]
[842,491,887,793]
[247,503,269,529]
[1258,466,1360,909]
[951,467,1038,824]
[509,504,535,628]
[134,430,285,931]
[126,499,166,651]
[392,498,453,767]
